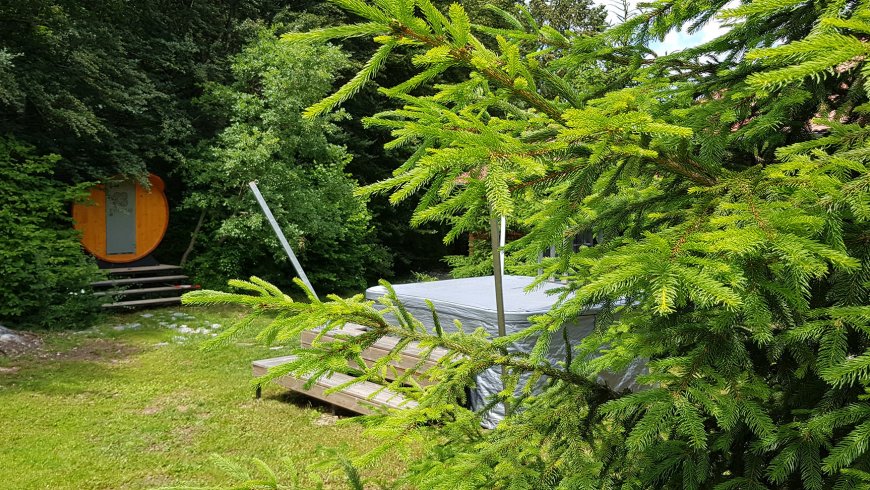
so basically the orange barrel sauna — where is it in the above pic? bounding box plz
[72,173,169,263]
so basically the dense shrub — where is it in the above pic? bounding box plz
[0,138,102,329]
[180,27,390,294]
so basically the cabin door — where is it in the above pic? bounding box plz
[105,180,137,255]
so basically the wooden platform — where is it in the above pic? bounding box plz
[252,355,417,414]
[300,323,448,386]
[254,323,448,414]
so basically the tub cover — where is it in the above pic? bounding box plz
[365,275,641,427]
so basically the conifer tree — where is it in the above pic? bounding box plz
[187,0,870,488]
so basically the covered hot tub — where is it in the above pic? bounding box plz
[366,275,641,427]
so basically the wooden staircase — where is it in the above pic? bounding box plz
[92,264,200,309]
[253,323,448,414]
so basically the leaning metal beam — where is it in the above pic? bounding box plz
[248,181,318,300]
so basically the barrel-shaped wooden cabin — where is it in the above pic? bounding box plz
[72,173,169,264]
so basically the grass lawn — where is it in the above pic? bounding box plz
[0,305,399,489]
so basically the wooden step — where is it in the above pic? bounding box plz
[93,284,200,297]
[301,324,449,386]
[253,355,417,414]
[91,275,189,288]
[104,264,182,276]
[101,297,182,308]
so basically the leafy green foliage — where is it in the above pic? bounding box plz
[527,0,608,33]
[0,0,281,180]
[0,138,102,329]
[180,27,390,293]
[0,0,456,336]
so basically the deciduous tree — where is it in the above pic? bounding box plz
[181,27,390,293]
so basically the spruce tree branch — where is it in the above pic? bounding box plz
[392,25,566,122]
[654,156,718,186]
[389,24,719,187]
[510,165,582,190]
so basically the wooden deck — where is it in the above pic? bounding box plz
[253,323,449,414]
[252,355,417,414]
[300,323,449,386]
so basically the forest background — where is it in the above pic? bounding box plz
[0,0,607,329]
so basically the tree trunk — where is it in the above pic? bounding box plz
[180,208,206,267]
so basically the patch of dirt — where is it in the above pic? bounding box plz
[0,366,20,374]
[138,393,196,416]
[141,406,162,415]
[1,325,140,364]
[139,473,174,486]
[172,425,196,444]
[0,325,42,357]
[145,442,169,453]
[38,338,140,363]
[313,412,340,426]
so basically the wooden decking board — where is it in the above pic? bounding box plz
[105,264,182,275]
[101,297,182,308]
[253,355,416,414]
[300,326,449,385]
[302,326,450,362]
[91,275,189,287]
[252,356,297,370]
[333,328,450,360]
[93,284,200,297]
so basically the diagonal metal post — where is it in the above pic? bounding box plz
[248,181,318,300]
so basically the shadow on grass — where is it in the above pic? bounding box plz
[266,390,359,418]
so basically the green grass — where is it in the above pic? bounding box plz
[0,305,399,489]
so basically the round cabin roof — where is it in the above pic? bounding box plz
[72,174,169,263]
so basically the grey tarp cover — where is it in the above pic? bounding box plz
[366,275,642,427]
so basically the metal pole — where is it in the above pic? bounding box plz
[550,245,556,282]
[248,181,318,300]
[490,213,509,416]
[490,214,506,337]
[499,215,506,277]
